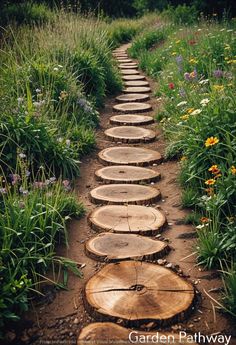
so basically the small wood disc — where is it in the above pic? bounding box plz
[89,205,167,235]
[110,114,154,126]
[124,80,150,87]
[123,86,151,93]
[78,323,198,345]
[84,261,195,326]
[85,232,169,262]
[95,165,160,184]
[122,75,146,81]
[119,63,138,69]
[89,184,161,205]
[120,69,140,75]
[117,59,132,63]
[98,146,162,166]
[116,93,150,103]
[105,126,156,143]
[113,102,152,114]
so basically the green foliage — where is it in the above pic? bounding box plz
[162,4,198,25]
[222,262,236,317]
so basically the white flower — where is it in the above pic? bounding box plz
[53,67,59,71]
[17,97,24,104]
[200,98,210,106]
[196,224,205,230]
[36,88,41,93]
[191,109,202,115]
[199,79,209,85]
[58,65,63,68]
[177,101,187,107]
[66,139,71,147]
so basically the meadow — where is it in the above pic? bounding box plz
[0,0,235,336]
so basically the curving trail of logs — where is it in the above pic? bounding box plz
[78,46,197,344]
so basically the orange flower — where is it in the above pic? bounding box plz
[180,156,187,161]
[205,187,214,196]
[205,137,219,147]
[231,166,236,175]
[208,165,220,175]
[200,217,209,223]
[205,179,216,185]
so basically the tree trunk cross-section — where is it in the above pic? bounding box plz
[95,165,160,184]
[84,261,195,327]
[113,102,152,114]
[125,80,150,87]
[89,184,161,205]
[123,86,151,93]
[77,323,198,345]
[98,146,162,166]
[119,63,138,69]
[85,232,169,262]
[121,69,140,75]
[116,93,150,103]
[122,75,146,81]
[105,126,156,143]
[117,59,133,63]
[88,205,167,235]
[110,114,154,126]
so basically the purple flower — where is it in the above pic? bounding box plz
[33,181,45,189]
[19,187,29,196]
[213,69,223,78]
[9,174,21,185]
[179,88,186,97]
[176,55,183,65]
[184,72,191,81]
[0,187,7,194]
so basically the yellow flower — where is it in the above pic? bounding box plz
[176,40,181,44]
[189,58,198,64]
[180,114,189,120]
[205,136,219,147]
[231,166,236,175]
[205,179,216,185]
[187,108,195,114]
[172,52,177,56]
[208,165,220,175]
[180,156,187,161]
[213,85,224,92]
[59,90,68,101]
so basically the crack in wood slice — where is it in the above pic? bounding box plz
[124,80,150,87]
[84,261,195,327]
[89,205,167,235]
[113,102,152,114]
[119,64,138,69]
[122,75,146,81]
[95,165,160,184]
[120,69,140,75]
[85,232,169,262]
[116,94,150,103]
[98,146,162,166]
[89,184,161,205]
[123,86,151,93]
[78,323,198,345]
[105,126,156,143]
[110,114,154,126]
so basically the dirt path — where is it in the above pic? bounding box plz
[18,44,235,345]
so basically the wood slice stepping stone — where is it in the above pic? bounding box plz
[119,63,138,69]
[105,126,156,143]
[117,59,132,63]
[116,93,150,103]
[122,75,146,81]
[78,323,198,345]
[123,86,151,93]
[85,232,169,262]
[89,184,161,205]
[110,114,154,126]
[98,146,162,166]
[113,102,152,114]
[95,165,160,184]
[89,205,167,235]
[124,80,149,87]
[84,261,195,326]
[120,69,140,75]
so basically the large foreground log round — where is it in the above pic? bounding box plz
[98,146,162,166]
[95,165,160,184]
[110,114,154,126]
[121,69,140,75]
[89,205,167,235]
[113,102,152,114]
[85,232,169,262]
[119,63,138,69]
[116,93,150,103]
[105,126,156,143]
[122,75,146,81]
[89,184,161,205]
[124,80,150,87]
[84,261,195,327]
[78,323,198,345]
[123,86,151,93]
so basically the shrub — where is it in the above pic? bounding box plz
[163,4,198,25]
